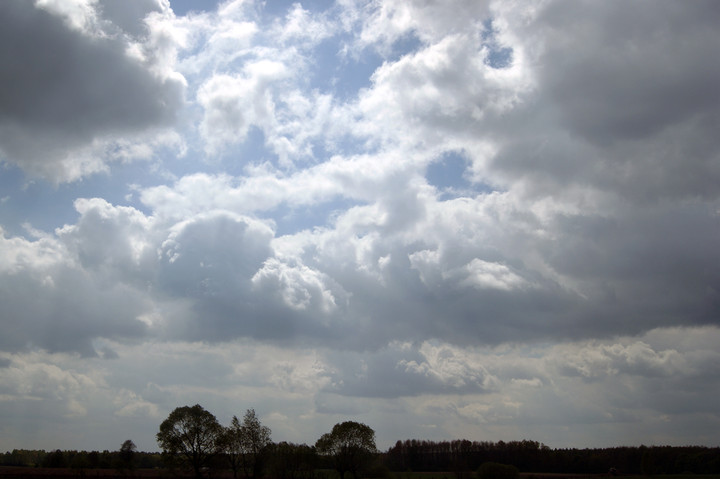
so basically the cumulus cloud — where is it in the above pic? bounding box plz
[57,198,156,282]
[24,170,712,353]
[251,258,340,314]
[2,0,718,353]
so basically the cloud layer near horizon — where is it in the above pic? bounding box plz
[1,0,719,452]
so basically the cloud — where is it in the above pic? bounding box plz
[0,353,100,417]
[57,198,156,282]
[534,1,720,145]
[1,0,717,357]
[113,389,161,418]
[351,0,491,52]
[270,3,335,47]
[156,210,277,341]
[320,341,497,398]
[2,326,720,451]
[96,0,166,36]
[15,162,711,354]
[355,26,529,158]
[0,226,149,355]
[487,0,720,201]
[251,258,341,314]
[198,61,288,154]
[0,2,184,181]
[2,0,720,452]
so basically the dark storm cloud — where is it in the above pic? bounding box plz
[0,2,183,177]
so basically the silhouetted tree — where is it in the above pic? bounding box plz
[117,440,137,473]
[242,408,272,478]
[220,409,272,479]
[157,404,223,478]
[221,416,245,479]
[316,421,377,479]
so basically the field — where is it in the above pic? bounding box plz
[0,467,182,479]
[399,474,720,479]
[3,469,720,479]
[385,474,720,479]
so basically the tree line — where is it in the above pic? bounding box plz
[384,439,720,475]
[3,404,720,477]
[0,444,162,470]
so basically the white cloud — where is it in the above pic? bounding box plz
[198,60,288,154]
[57,198,156,281]
[251,258,339,313]
[352,0,491,52]
[113,389,161,418]
[271,3,335,47]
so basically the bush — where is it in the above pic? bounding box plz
[476,462,519,479]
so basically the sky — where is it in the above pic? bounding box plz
[1,0,719,453]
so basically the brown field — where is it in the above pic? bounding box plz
[0,467,191,479]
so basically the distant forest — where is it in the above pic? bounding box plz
[384,440,720,475]
[3,440,720,475]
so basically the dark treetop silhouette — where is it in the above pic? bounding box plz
[157,404,223,478]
